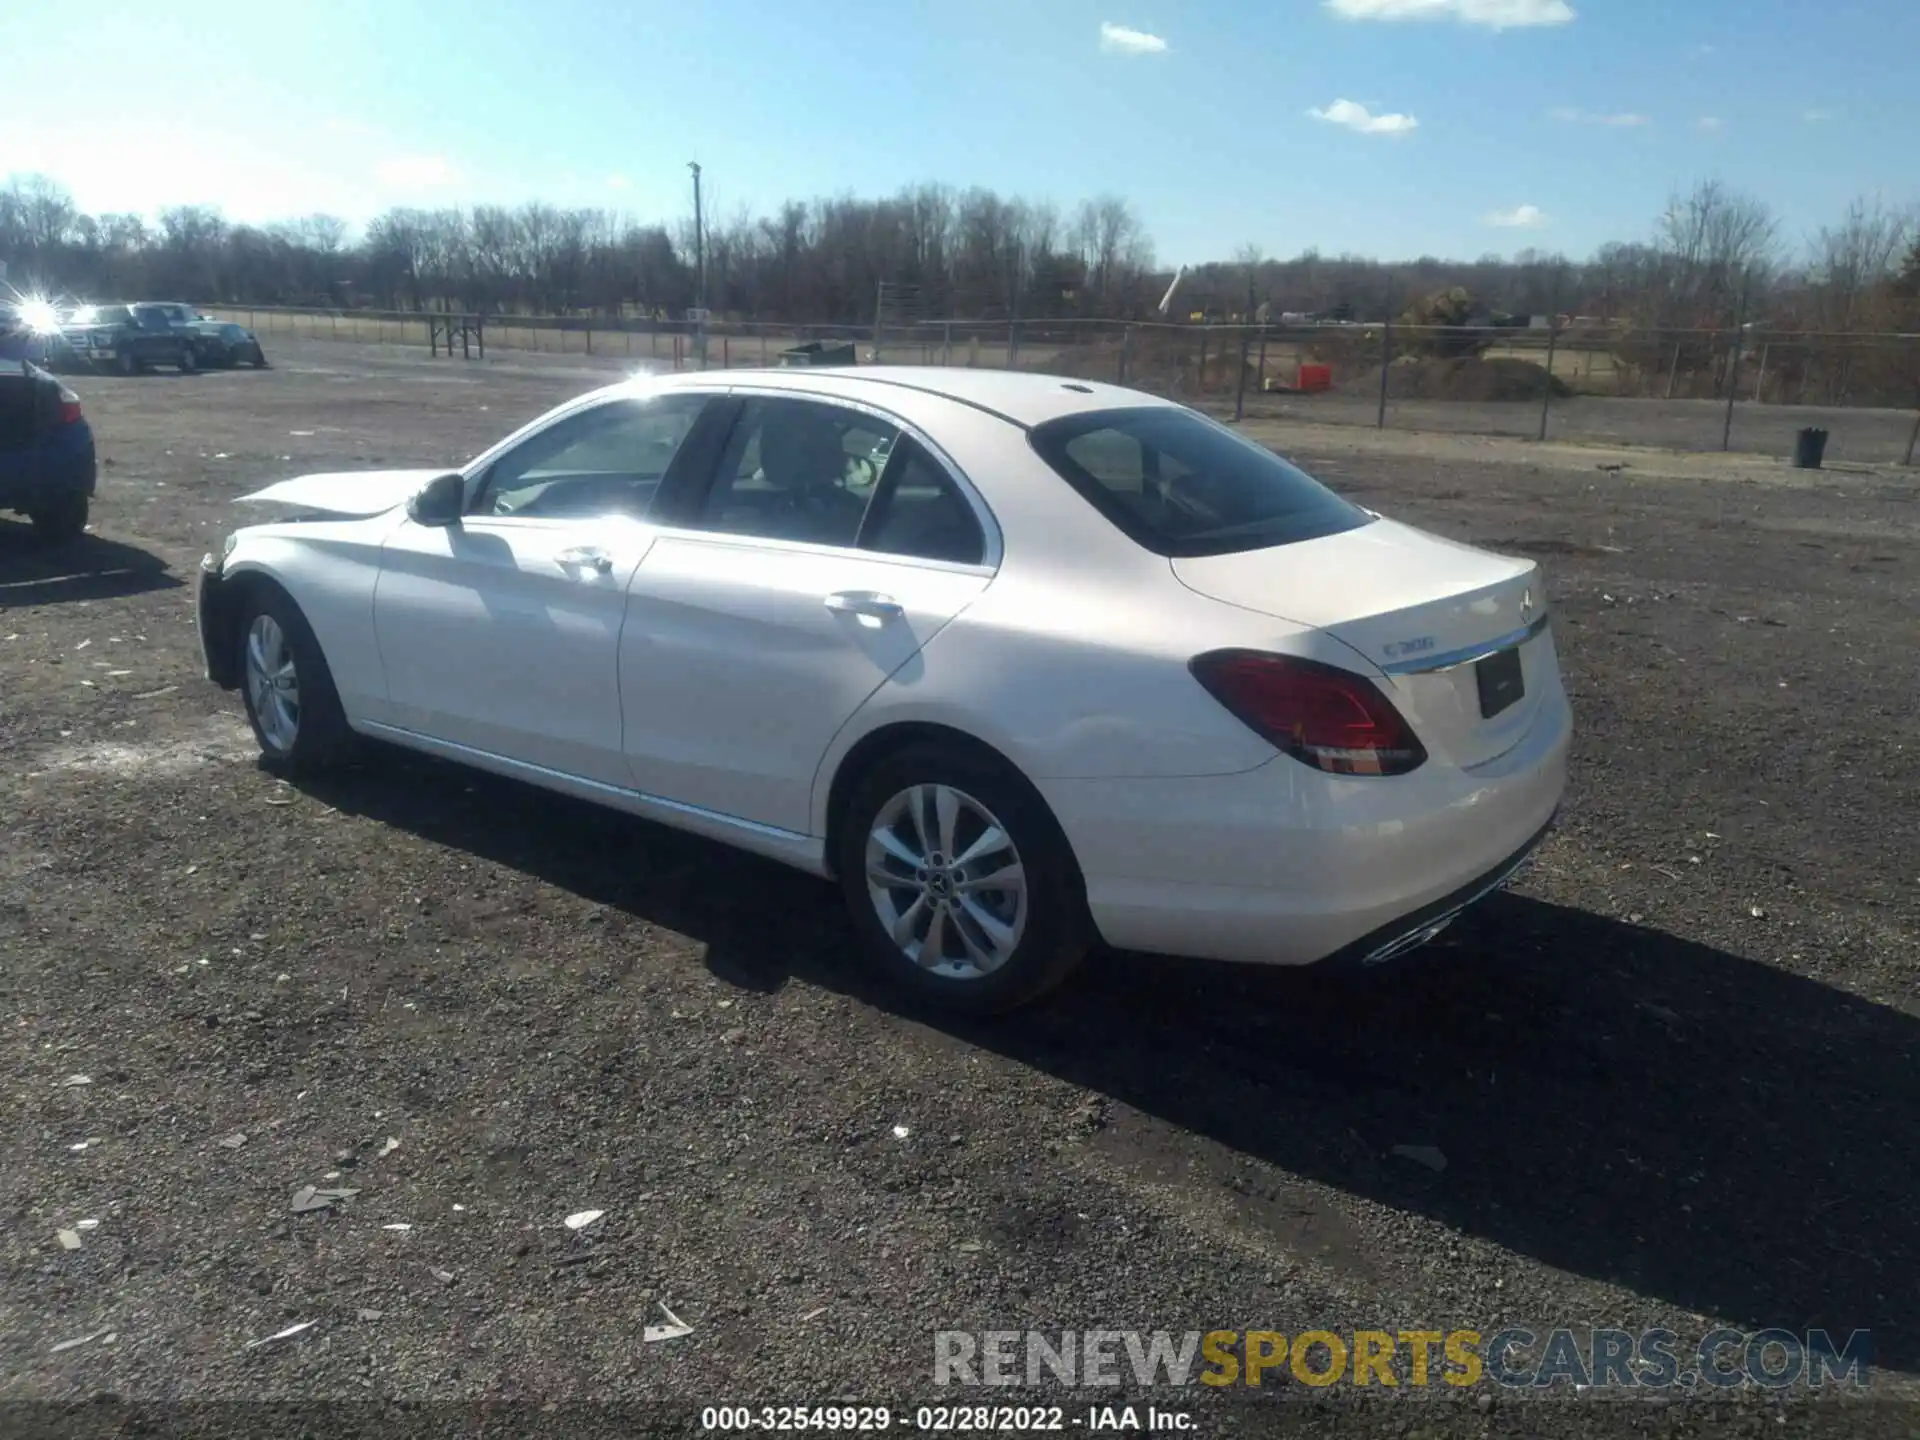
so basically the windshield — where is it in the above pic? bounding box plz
[1027,406,1371,558]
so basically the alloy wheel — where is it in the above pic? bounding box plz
[864,783,1028,979]
[245,614,301,753]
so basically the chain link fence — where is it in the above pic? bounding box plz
[205,305,1920,466]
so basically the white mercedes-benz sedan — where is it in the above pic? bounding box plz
[197,367,1569,1012]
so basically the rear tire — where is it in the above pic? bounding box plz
[834,742,1090,1015]
[252,344,270,369]
[177,345,198,373]
[28,494,89,545]
[234,583,355,773]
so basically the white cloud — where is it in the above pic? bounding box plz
[1099,22,1168,54]
[1325,0,1574,28]
[373,154,459,189]
[1485,204,1547,228]
[1307,98,1419,136]
[1549,107,1650,126]
[606,174,632,191]
[1803,108,1832,122]
[1696,115,1723,131]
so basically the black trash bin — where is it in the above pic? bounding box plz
[1793,426,1829,469]
[779,339,857,368]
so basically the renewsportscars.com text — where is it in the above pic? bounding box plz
[933,1327,1871,1391]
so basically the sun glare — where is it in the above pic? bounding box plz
[18,298,63,334]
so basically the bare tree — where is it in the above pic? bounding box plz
[1654,179,1779,324]
[1793,195,1919,400]
[1075,194,1148,312]
[11,175,78,251]
[1807,195,1915,329]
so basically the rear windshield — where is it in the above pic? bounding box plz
[1027,406,1371,557]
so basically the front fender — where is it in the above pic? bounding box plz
[200,519,396,720]
[196,555,244,689]
[196,550,318,689]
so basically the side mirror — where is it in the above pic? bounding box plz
[407,471,466,527]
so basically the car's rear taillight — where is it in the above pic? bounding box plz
[56,385,82,425]
[1189,649,1428,776]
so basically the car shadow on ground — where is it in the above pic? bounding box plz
[297,746,1918,1373]
[0,526,183,608]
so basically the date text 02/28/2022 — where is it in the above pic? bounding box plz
[699,1405,1195,1431]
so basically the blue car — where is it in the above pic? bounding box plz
[0,352,98,543]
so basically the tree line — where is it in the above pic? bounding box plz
[2,171,1915,359]
[0,177,1160,325]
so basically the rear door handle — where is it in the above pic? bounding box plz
[824,590,904,622]
[555,546,613,575]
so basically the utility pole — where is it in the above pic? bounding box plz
[1538,266,1563,443]
[1006,240,1026,368]
[689,161,707,369]
[1721,273,1749,453]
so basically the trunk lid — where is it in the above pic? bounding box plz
[1172,517,1552,769]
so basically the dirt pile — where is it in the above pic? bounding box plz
[1346,356,1573,403]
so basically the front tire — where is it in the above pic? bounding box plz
[28,493,89,545]
[114,349,136,376]
[834,743,1090,1015]
[234,585,354,772]
[177,345,198,373]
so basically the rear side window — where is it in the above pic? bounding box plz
[1028,407,1370,557]
[859,437,986,565]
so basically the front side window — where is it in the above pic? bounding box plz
[1028,406,1370,557]
[474,394,708,520]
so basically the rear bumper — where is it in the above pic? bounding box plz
[1313,811,1554,968]
[0,429,97,511]
[1046,672,1571,966]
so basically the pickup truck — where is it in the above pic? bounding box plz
[0,358,97,542]
[59,303,198,375]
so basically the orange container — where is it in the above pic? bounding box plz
[1297,363,1333,393]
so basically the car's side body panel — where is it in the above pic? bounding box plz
[620,530,991,834]
[373,513,658,786]
[216,520,397,723]
[353,719,829,874]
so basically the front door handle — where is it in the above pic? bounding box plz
[555,546,613,576]
[824,590,904,622]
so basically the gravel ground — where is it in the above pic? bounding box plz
[2,340,1916,1437]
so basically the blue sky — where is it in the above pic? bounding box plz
[5,0,1914,264]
